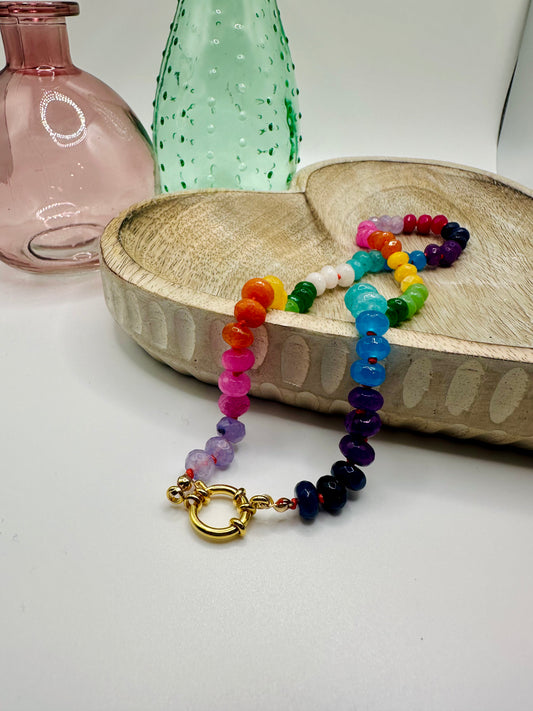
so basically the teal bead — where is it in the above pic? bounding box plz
[356,335,391,360]
[367,250,386,273]
[355,310,390,337]
[346,258,367,281]
[350,251,372,271]
[349,291,387,317]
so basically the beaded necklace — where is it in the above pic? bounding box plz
[167,213,470,541]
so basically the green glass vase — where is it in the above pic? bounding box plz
[153,0,301,193]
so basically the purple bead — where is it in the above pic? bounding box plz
[376,214,393,231]
[216,416,246,443]
[339,434,375,466]
[424,243,442,267]
[218,370,251,397]
[221,347,255,372]
[440,240,462,266]
[345,410,382,438]
[205,436,234,468]
[184,449,215,480]
[389,215,405,234]
[347,386,384,411]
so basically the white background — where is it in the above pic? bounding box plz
[1,2,533,710]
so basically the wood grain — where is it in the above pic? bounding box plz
[99,158,533,448]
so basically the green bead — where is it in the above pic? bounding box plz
[387,297,409,322]
[294,281,318,299]
[285,298,300,313]
[290,289,314,311]
[405,283,429,305]
[385,308,399,327]
[401,294,418,318]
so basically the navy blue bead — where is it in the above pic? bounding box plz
[441,221,460,239]
[345,410,382,437]
[331,460,367,491]
[316,475,347,513]
[448,234,468,250]
[295,480,320,521]
[447,226,470,244]
[347,386,384,411]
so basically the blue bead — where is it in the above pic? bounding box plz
[346,258,367,281]
[316,475,347,513]
[356,335,391,360]
[295,480,319,521]
[350,359,386,386]
[331,460,367,491]
[409,250,427,270]
[355,310,390,337]
[441,221,460,239]
[367,250,386,273]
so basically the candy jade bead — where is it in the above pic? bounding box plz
[401,293,418,318]
[403,214,417,234]
[381,239,403,258]
[441,221,460,239]
[376,215,393,231]
[431,214,448,235]
[350,360,386,386]
[348,386,384,411]
[424,243,442,267]
[367,230,388,250]
[241,278,275,308]
[387,297,409,322]
[389,215,405,234]
[440,240,462,266]
[305,272,327,296]
[336,263,355,287]
[264,275,288,310]
[355,226,374,249]
[355,310,390,336]
[345,409,382,438]
[351,251,372,270]
[385,308,399,327]
[387,251,409,269]
[284,297,300,313]
[205,436,234,468]
[405,283,429,302]
[417,214,432,235]
[218,370,251,397]
[394,263,417,282]
[400,275,424,292]
[339,434,375,466]
[234,298,267,327]
[346,258,367,281]
[351,282,378,295]
[409,250,427,270]
[331,461,367,491]
[216,416,246,443]
[295,480,320,520]
[222,322,254,348]
[316,475,347,513]
[348,292,388,317]
[218,393,250,418]
[344,284,375,313]
[448,226,470,243]
[286,293,309,313]
[320,265,338,289]
[185,449,216,480]
[294,281,318,299]
[356,335,391,360]
[367,250,386,273]
[221,347,255,372]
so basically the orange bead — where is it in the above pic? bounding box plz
[381,239,403,259]
[222,322,254,348]
[241,278,275,308]
[234,298,267,327]
[367,230,391,250]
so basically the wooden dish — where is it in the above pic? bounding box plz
[99,158,533,449]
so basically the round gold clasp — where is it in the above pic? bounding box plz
[186,483,255,542]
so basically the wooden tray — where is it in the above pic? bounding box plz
[99,158,533,448]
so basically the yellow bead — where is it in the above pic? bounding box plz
[400,275,424,292]
[394,263,418,282]
[264,275,288,310]
[387,251,409,269]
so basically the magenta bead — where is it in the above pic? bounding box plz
[357,220,377,232]
[356,224,377,248]
[403,214,417,234]
[221,347,255,372]
[417,214,432,235]
[431,214,448,236]
[218,370,251,397]
[218,394,250,418]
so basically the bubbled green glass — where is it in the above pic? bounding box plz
[153,0,301,193]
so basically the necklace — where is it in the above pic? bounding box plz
[166,213,470,541]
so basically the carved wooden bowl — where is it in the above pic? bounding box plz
[99,158,533,448]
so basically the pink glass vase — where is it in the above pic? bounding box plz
[0,1,158,273]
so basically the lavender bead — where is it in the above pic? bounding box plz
[424,243,442,267]
[345,410,382,438]
[216,416,246,443]
[348,386,384,411]
[205,436,234,468]
[389,215,405,234]
[184,449,215,479]
[339,434,375,466]
[376,214,393,231]
[440,240,462,266]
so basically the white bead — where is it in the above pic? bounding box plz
[335,263,355,287]
[320,265,338,289]
[305,272,327,296]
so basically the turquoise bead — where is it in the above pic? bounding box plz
[350,360,386,386]
[367,250,386,273]
[346,258,367,281]
[351,291,387,316]
[356,335,391,360]
[409,250,427,270]
[351,282,378,295]
[355,310,390,336]
[350,251,372,271]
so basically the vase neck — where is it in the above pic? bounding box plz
[1,18,74,72]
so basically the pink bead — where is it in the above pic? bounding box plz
[218,394,250,418]
[357,220,377,232]
[221,347,255,372]
[356,224,377,248]
[218,370,251,397]
[417,214,432,235]
[403,214,417,234]
[431,214,448,236]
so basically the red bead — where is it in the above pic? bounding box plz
[403,214,417,234]
[222,322,254,348]
[417,214,432,235]
[241,278,275,308]
[431,214,448,236]
[234,298,267,327]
